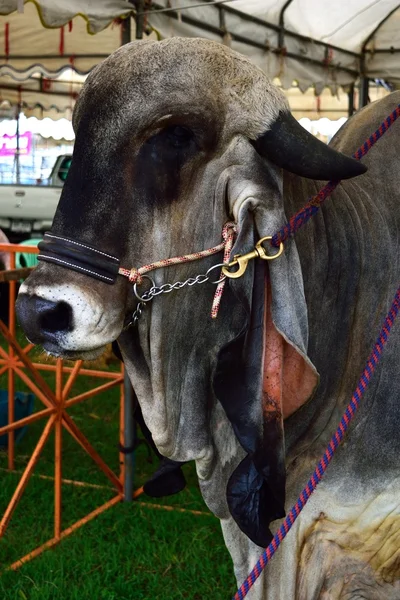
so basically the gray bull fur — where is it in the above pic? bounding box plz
[16,39,400,598]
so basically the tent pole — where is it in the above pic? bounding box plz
[278,0,294,49]
[361,5,400,57]
[121,8,131,45]
[122,2,143,43]
[120,2,138,503]
[358,5,399,109]
[123,370,137,501]
[14,103,21,184]
[135,0,145,40]
[348,83,355,117]
[359,77,369,108]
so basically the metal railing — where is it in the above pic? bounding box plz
[0,242,142,570]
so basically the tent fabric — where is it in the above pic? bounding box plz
[1,0,400,88]
[0,69,389,121]
[147,0,400,91]
[0,69,84,119]
[0,0,133,33]
[148,8,353,93]
[0,1,133,77]
[0,0,398,105]
[227,0,397,52]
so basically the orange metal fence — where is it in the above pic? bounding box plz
[0,242,142,570]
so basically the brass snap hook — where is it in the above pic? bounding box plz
[222,236,284,279]
[255,236,284,260]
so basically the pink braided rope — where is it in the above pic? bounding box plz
[211,223,236,318]
[119,222,237,317]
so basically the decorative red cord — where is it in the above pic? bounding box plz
[4,23,9,59]
[118,222,236,284]
[59,26,65,56]
[211,224,236,318]
[118,222,237,317]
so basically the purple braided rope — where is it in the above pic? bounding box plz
[233,285,400,600]
[271,104,400,248]
[233,105,400,599]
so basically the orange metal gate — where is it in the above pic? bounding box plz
[0,242,141,570]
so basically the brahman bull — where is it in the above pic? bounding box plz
[16,39,400,598]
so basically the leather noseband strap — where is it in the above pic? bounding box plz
[37,232,120,284]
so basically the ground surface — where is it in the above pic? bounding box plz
[0,333,236,599]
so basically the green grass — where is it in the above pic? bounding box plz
[0,330,236,599]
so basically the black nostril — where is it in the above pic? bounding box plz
[16,294,74,345]
[38,300,73,334]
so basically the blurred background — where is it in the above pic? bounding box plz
[0,0,397,187]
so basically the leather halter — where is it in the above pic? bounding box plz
[37,233,120,284]
[37,224,239,287]
[37,225,238,320]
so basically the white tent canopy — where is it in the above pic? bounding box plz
[0,0,132,33]
[148,0,400,92]
[0,68,84,119]
[0,1,136,117]
[0,0,133,77]
[0,0,397,116]
[0,1,399,91]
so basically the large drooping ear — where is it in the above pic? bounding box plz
[252,111,367,181]
[213,143,318,546]
[214,246,287,548]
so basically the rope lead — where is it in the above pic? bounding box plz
[234,104,400,599]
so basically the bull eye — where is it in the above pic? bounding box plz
[165,125,194,148]
[136,123,198,205]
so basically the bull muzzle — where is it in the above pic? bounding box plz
[16,294,73,346]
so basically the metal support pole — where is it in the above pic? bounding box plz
[348,83,355,117]
[135,0,145,40]
[218,5,226,32]
[359,76,369,108]
[119,2,137,502]
[278,0,294,49]
[123,371,136,501]
[121,10,131,45]
[14,104,20,184]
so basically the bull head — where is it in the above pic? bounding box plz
[16,39,366,548]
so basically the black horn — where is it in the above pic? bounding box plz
[253,111,367,180]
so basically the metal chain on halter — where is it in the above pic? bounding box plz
[119,222,237,327]
[123,264,225,330]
